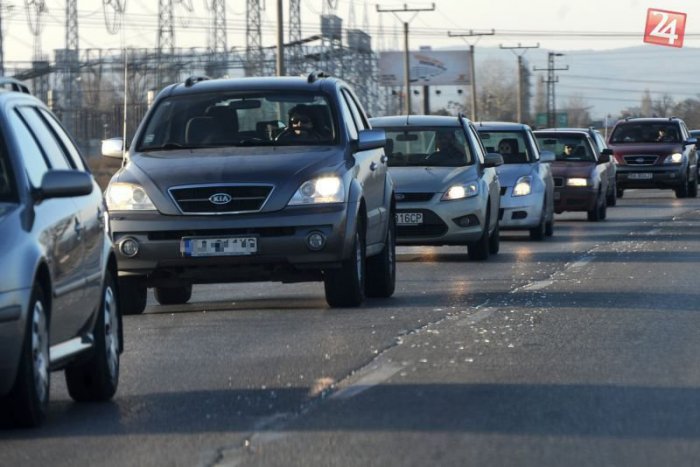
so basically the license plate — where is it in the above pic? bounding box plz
[629,173,653,180]
[396,212,423,225]
[181,236,258,257]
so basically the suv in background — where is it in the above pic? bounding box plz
[0,78,121,427]
[103,73,395,311]
[608,117,698,199]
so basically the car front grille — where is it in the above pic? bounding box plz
[395,192,435,203]
[169,184,273,214]
[553,177,564,187]
[623,155,659,166]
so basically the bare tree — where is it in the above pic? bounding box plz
[476,59,517,121]
[565,94,591,128]
[651,93,675,117]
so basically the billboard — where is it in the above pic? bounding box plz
[378,50,471,86]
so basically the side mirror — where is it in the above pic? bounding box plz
[35,170,93,202]
[686,137,699,148]
[357,129,386,151]
[102,137,125,159]
[484,152,504,168]
[598,152,611,164]
[539,150,556,163]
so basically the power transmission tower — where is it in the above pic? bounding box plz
[321,0,342,77]
[156,0,176,87]
[0,2,6,76]
[534,52,568,128]
[377,3,435,115]
[287,0,303,75]
[447,29,495,121]
[25,0,49,102]
[59,0,81,134]
[103,0,126,34]
[206,0,227,77]
[246,0,264,76]
[500,43,539,123]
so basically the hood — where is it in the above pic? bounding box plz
[551,160,595,178]
[389,165,479,192]
[128,146,342,188]
[495,164,533,187]
[608,142,682,155]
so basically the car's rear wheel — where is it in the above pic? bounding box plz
[468,203,491,261]
[324,225,366,307]
[8,285,50,427]
[118,276,147,315]
[366,217,396,298]
[154,285,192,305]
[65,271,120,402]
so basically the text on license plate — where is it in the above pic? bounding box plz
[181,237,258,257]
[396,212,423,225]
[629,173,653,180]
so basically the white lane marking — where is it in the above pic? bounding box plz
[330,362,403,400]
[455,307,496,327]
[520,279,554,291]
[569,256,593,270]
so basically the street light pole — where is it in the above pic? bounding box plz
[500,43,539,123]
[447,29,495,121]
[276,0,284,76]
[377,3,435,115]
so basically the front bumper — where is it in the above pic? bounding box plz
[109,203,358,286]
[0,288,30,396]
[554,186,597,213]
[498,188,545,230]
[394,194,486,245]
[616,165,685,189]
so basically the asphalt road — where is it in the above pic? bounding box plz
[2,189,700,467]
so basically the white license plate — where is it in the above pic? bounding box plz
[629,173,653,180]
[396,212,423,225]
[181,237,258,257]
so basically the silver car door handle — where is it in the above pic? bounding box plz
[370,161,378,171]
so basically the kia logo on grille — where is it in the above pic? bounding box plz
[209,193,232,205]
[395,193,405,201]
[636,157,645,164]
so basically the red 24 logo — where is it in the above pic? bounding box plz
[644,8,686,48]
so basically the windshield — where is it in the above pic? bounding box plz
[535,133,596,162]
[477,130,534,163]
[610,123,682,144]
[381,127,473,167]
[137,92,337,151]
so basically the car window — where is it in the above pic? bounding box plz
[382,126,473,167]
[39,108,88,171]
[16,107,73,170]
[535,134,596,162]
[341,88,369,130]
[7,109,50,188]
[338,94,359,140]
[0,140,15,201]
[610,123,681,144]
[477,130,534,163]
[138,91,337,150]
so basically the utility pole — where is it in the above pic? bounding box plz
[534,52,568,128]
[276,0,284,76]
[447,29,495,121]
[500,43,539,123]
[377,3,435,115]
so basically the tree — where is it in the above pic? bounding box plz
[641,90,652,117]
[476,59,517,121]
[564,94,591,128]
[652,93,675,117]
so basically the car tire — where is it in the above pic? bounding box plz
[324,225,366,307]
[468,204,491,261]
[65,271,120,402]
[587,193,605,222]
[529,210,546,241]
[607,180,618,206]
[488,219,500,254]
[366,218,396,298]
[119,276,147,315]
[617,188,624,199]
[688,174,698,198]
[154,285,192,305]
[7,285,50,428]
[675,174,689,198]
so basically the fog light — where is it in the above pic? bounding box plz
[306,232,326,251]
[453,214,479,227]
[511,211,527,220]
[119,237,139,257]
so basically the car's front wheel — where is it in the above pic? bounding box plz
[119,276,147,315]
[365,217,396,298]
[154,285,192,305]
[607,179,618,206]
[65,270,120,402]
[587,192,606,222]
[7,285,50,427]
[688,173,698,198]
[324,224,366,307]
[468,202,491,260]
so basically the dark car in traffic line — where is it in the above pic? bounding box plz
[534,129,612,221]
[0,78,121,427]
[608,117,698,199]
[102,73,395,311]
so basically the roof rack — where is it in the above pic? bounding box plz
[307,71,330,83]
[0,77,30,94]
[184,75,210,87]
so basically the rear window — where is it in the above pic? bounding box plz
[137,91,337,151]
[381,127,473,167]
[610,122,681,144]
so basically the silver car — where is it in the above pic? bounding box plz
[476,122,556,240]
[370,115,502,260]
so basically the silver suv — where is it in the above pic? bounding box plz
[0,78,121,427]
[103,73,395,311]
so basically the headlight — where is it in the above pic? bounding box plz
[288,176,344,205]
[664,153,683,164]
[441,182,479,201]
[105,182,157,210]
[566,178,589,187]
[512,176,532,196]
